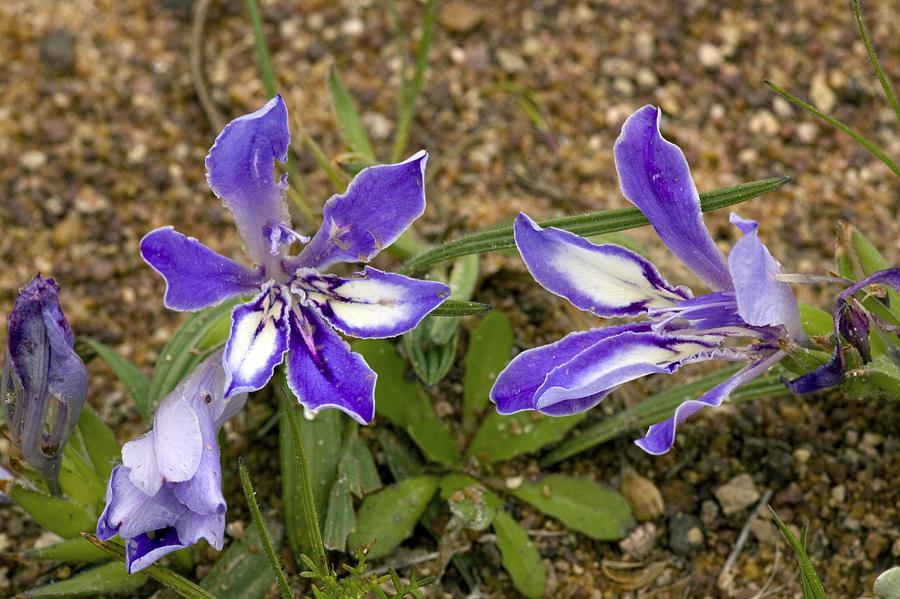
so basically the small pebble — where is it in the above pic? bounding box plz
[619,522,657,559]
[669,513,704,556]
[714,474,760,515]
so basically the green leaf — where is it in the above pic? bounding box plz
[540,366,790,466]
[403,322,459,386]
[851,0,900,121]
[322,474,355,552]
[11,487,96,538]
[467,411,586,464]
[342,427,382,498]
[58,441,106,510]
[24,561,147,598]
[430,254,479,344]
[280,400,341,559]
[842,355,900,398]
[86,340,149,418]
[430,299,491,317]
[770,511,827,599]
[376,430,425,481]
[83,535,219,599]
[401,177,792,273]
[492,512,547,599]
[874,567,900,599]
[200,522,283,599]
[352,339,433,428]
[327,67,377,163]
[148,299,238,418]
[406,418,461,465]
[462,311,513,428]
[77,406,119,480]
[23,537,109,563]
[346,475,439,560]
[237,459,294,599]
[391,0,438,161]
[799,304,834,338]
[509,475,634,540]
[765,81,900,178]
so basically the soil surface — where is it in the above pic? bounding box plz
[1,0,898,597]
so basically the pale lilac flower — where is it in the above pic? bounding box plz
[786,268,900,393]
[0,465,12,503]
[1,275,88,493]
[140,96,449,423]
[96,351,245,573]
[491,105,807,455]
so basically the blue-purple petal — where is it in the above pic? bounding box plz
[513,213,689,317]
[532,331,725,415]
[614,105,733,291]
[294,266,450,338]
[284,306,376,424]
[140,227,263,311]
[206,96,291,266]
[490,323,652,414]
[295,151,428,269]
[97,465,186,541]
[223,285,291,397]
[125,528,184,574]
[727,214,806,343]
[636,350,785,455]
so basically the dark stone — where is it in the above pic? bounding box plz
[40,29,76,74]
[763,448,795,485]
[669,513,704,557]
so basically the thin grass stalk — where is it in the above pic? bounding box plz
[238,458,295,599]
[852,0,900,121]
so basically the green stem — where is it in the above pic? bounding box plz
[299,135,347,193]
[238,458,295,599]
[852,0,900,121]
[765,80,900,178]
[391,0,438,162]
[279,391,328,570]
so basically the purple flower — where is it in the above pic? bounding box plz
[490,105,807,455]
[786,268,900,393]
[0,466,13,504]
[1,275,88,494]
[96,351,245,573]
[140,96,450,424]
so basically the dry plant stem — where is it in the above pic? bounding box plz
[852,0,900,121]
[279,390,328,570]
[718,488,774,588]
[190,0,226,132]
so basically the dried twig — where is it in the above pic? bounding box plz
[190,0,226,132]
[718,488,774,588]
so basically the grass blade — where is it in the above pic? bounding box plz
[770,511,827,599]
[765,80,900,177]
[852,0,900,121]
[391,0,438,161]
[82,535,218,599]
[327,67,377,163]
[238,458,294,599]
[402,176,791,273]
[86,339,150,421]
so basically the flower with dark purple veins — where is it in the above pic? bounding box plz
[490,105,809,455]
[786,268,900,393]
[2,275,88,493]
[140,96,450,424]
[96,351,246,573]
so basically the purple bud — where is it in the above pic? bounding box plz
[837,299,871,363]
[2,275,88,494]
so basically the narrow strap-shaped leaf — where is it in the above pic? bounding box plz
[766,81,900,177]
[147,299,238,417]
[540,366,788,466]
[86,339,151,420]
[23,560,147,598]
[430,299,491,317]
[401,177,791,273]
[77,406,119,480]
[327,67,377,163]
[852,0,900,121]
[22,536,109,563]
[238,458,294,599]
[492,511,547,599]
[82,535,219,599]
[11,487,96,538]
[770,511,827,599]
[462,311,513,428]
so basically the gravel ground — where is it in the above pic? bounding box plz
[1,0,898,597]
